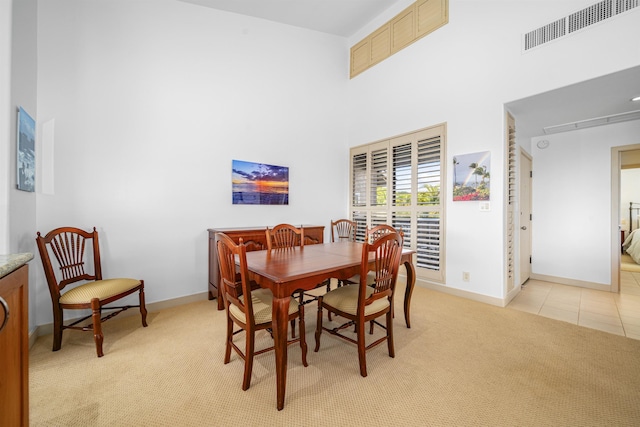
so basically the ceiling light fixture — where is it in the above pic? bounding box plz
[632,96,640,102]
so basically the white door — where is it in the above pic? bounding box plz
[519,151,532,285]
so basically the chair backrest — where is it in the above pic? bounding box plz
[216,233,254,323]
[266,224,304,250]
[359,231,404,306]
[36,227,102,299]
[331,219,356,243]
[366,224,404,244]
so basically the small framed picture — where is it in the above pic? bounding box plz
[17,106,35,192]
[453,151,490,201]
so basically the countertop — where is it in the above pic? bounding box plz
[0,253,34,279]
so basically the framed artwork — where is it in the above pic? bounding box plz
[232,160,289,205]
[453,151,490,201]
[17,106,35,192]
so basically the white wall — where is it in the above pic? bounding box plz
[9,0,38,330]
[532,121,640,285]
[347,0,640,299]
[35,0,350,326]
[0,0,12,253]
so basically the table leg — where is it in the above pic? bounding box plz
[273,295,290,410]
[403,259,415,328]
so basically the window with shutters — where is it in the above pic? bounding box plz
[349,124,446,283]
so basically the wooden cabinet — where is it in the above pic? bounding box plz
[208,225,324,310]
[0,262,30,427]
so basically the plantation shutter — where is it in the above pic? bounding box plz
[506,113,517,291]
[350,124,446,283]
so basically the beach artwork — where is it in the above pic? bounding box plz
[17,106,35,192]
[452,151,490,201]
[232,160,289,205]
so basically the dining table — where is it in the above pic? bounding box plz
[241,241,416,410]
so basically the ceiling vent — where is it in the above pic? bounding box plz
[542,110,640,135]
[524,0,639,51]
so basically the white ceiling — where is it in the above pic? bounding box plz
[506,65,640,141]
[178,0,640,141]
[178,0,408,37]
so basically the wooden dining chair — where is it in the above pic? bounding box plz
[266,224,304,251]
[314,230,403,377]
[265,224,306,336]
[35,226,147,357]
[345,224,404,285]
[331,219,357,243]
[217,232,308,390]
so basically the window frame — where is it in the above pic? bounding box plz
[349,123,446,283]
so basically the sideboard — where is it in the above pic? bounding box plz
[207,225,325,310]
[0,254,33,427]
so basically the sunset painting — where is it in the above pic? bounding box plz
[232,160,289,205]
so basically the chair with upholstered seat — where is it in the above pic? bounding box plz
[331,219,357,243]
[217,232,308,390]
[265,224,306,336]
[35,226,147,357]
[266,223,304,251]
[314,230,403,377]
[345,224,404,285]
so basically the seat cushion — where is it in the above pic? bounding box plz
[345,270,376,286]
[322,284,389,316]
[59,278,142,305]
[230,288,300,325]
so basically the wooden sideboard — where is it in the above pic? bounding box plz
[0,260,30,427]
[208,225,325,310]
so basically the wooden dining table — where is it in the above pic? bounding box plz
[241,241,416,410]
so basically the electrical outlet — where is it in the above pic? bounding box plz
[463,272,470,282]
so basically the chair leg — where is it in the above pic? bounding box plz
[224,315,233,364]
[356,320,367,377]
[291,318,296,339]
[243,327,255,391]
[91,298,104,358]
[52,306,63,352]
[314,298,324,352]
[139,285,148,327]
[387,310,395,358]
[298,304,308,367]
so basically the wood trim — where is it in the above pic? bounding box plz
[350,0,448,78]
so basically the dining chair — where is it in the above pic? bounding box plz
[265,224,306,336]
[345,224,404,286]
[217,232,308,390]
[35,226,147,357]
[266,223,304,250]
[314,230,403,377]
[331,219,357,243]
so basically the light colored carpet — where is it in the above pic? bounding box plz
[621,254,640,272]
[30,284,640,426]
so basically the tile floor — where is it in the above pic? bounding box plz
[507,269,640,340]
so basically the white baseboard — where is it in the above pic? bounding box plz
[29,292,210,349]
[529,273,612,292]
[417,279,506,307]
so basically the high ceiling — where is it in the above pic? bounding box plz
[178,0,640,141]
[506,65,640,141]
[178,0,409,37]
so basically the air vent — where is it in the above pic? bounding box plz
[524,19,566,50]
[523,0,638,51]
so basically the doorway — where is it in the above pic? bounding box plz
[519,150,532,286]
[612,144,640,293]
